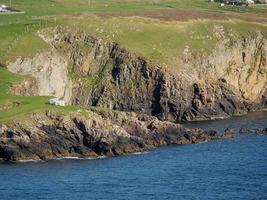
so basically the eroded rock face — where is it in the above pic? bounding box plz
[183,27,267,103]
[0,110,228,162]
[8,27,267,121]
[10,78,38,96]
[7,52,73,102]
[38,28,165,114]
[48,27,266,121]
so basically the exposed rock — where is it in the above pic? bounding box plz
[0,109,228,162]
[10,78,38,96]
[239,127,252,134]
[183,27,267,104]
[255,128,267,135]
[7,52,73,102]
[7,26,267,122]
[2,25,266,163]
[47,27,267,121]
[224,128,236,135]
[0,124,7,135]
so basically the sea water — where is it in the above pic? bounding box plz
[0,112,266,200]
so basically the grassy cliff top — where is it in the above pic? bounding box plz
[0,0,267,122]
[0,0,267,64]
[0,0,267,65]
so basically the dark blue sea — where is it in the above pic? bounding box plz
[0,111,267,200]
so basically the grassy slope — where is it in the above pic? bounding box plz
[0,0,266,63]
[0,0,267,122]
[60,16,267,68]
[0,0,267,64]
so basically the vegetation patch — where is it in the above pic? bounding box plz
[0,100,20,111]
[0,0,266,122]
[59,16,267,70]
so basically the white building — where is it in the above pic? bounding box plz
[0,5,9,12]
[247,0,255,3]
[49,98,66,106]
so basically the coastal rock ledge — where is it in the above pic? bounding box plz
[0,109,230,162]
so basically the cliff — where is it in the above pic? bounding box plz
[2,26,267,162]
[7,26,267,122]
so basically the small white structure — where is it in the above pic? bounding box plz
[0,5,9,12]
[49,98,66,106]
[49,98,57,105]
[247,0,255,4]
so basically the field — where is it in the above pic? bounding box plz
[0,67,49,122]
[0,0,267,121]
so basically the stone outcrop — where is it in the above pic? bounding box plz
[0,109,230,162]
[7,26,267,121]
[10,78,38,96]
[7,52,73,102]
[183,26,267,101]
[255,128,267,135]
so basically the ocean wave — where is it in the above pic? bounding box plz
[17,159,42,163]
[131,151,149,156]
[60,155,108,160]
[16,153,148,163]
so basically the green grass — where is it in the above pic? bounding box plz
[0,66,23,94]
[7,32,50,60]
[0,20,54,65]
[1,0,267,27]
[0,67,100,123]
[60,16,267,69]
[0,67,50,122]
[0,0,267,122]
[0,0,266,65]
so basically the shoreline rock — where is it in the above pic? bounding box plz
[239,128,252,134]
[255,128,267,135]
[0,110,232,162]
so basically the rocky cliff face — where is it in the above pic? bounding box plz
[7,26,267,121]
[174,26,267,121]
[0,109,229,162]
[8,52,73,102]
